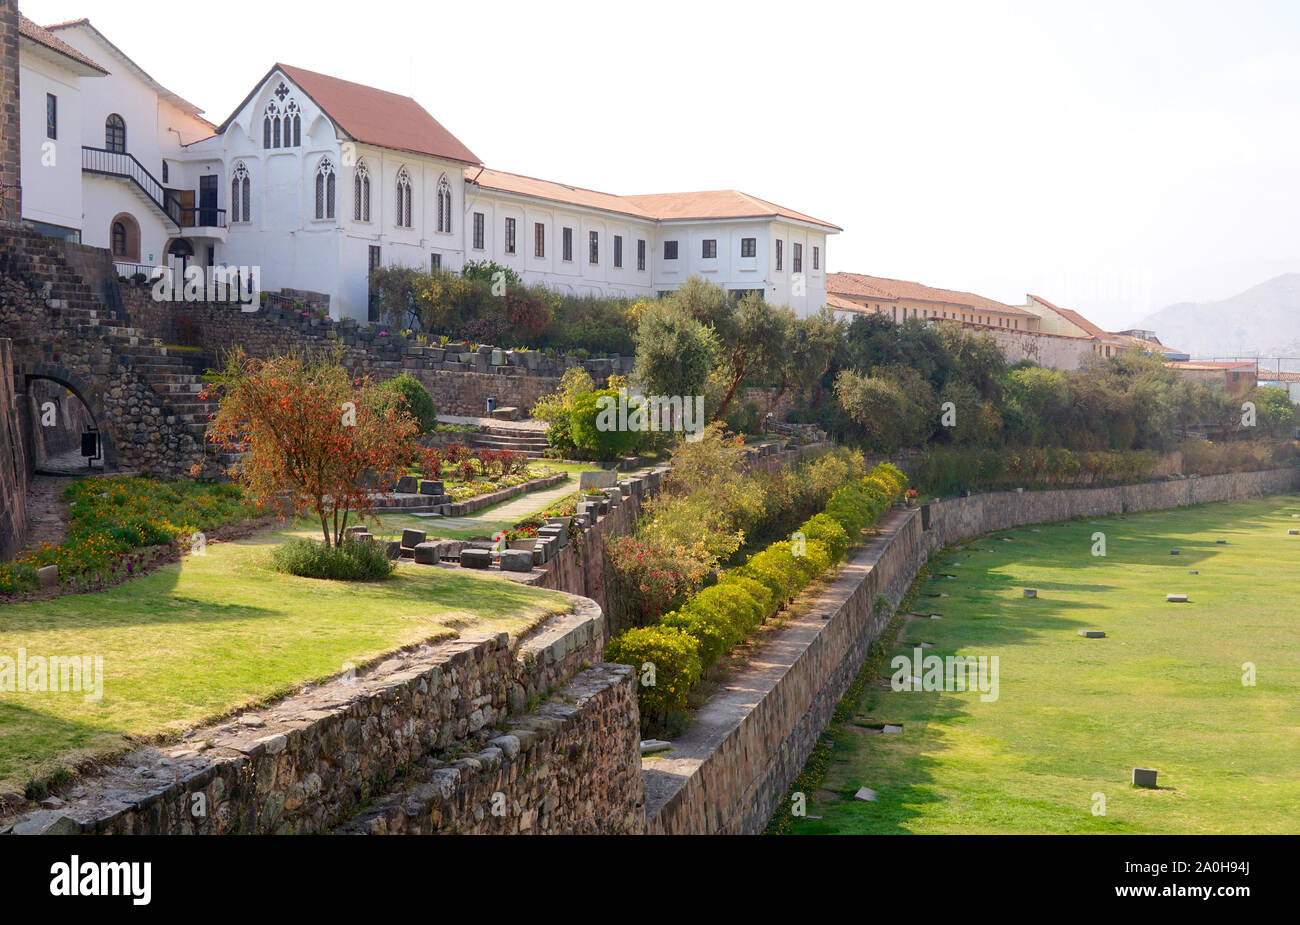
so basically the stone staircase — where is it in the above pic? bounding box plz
[0,226,234,477]
[468,424,551,459]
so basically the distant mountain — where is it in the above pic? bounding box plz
[1140,274,1300,363]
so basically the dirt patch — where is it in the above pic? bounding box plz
[14,474,74,557]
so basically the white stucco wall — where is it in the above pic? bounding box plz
[18,48,84,232]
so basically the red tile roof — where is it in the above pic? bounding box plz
[18,14,107,74]
[465,168,657,219]
[466,169,840,230]
[621,190,841,230]
[828,272,1035,317]
[216,65,481,165]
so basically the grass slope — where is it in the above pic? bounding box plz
[0,527,570,793]
[789,493,1300,834]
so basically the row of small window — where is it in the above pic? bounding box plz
[468,217,820,273]
[47,95,127,155]
[885,304,1023,329]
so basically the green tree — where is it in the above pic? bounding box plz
[634,300,720,399]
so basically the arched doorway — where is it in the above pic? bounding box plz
[166,237,195,280]
[20,366,118,473]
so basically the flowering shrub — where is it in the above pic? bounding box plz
[604,535,695,629]
[0,476,260,594]
[604,625,702,722]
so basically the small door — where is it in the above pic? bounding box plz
[368,245,381,322]
[178,189,195,228]
[199,175,218,227]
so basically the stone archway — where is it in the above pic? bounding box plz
[19,363,119,470]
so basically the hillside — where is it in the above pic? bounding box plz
[1141,274,1300,362]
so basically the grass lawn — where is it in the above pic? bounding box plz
[365,461,599,542]
[0,525,572,794]
[788,493,1300,835]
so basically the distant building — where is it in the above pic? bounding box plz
[15,15,839,322]
[1165,360,1257,394]
[826,273,1040,330]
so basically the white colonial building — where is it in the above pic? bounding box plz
[14,14,839,321]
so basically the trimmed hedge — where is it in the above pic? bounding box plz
[605,462,906,730]
[604,625,703,721]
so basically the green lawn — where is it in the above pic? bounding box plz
[0,526,571,793]
[364,461,599,542]
[788,493,1300,834]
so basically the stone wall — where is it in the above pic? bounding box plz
[0,338,28,559]
[530,441,830,628]
[339,663,644,834]
[3,596,641,835]
[0,1,19,221]
[118,290,632,418]
[645,466,1299,834]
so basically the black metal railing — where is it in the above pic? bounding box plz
[179,206,227,229]
[82,146,182,229]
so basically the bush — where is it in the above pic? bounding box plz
[800,513,850,563]
[378,373,438,434]
[604,625,703,721]
[604,535,698,629]
[661,608,740,670]
[717,573,777,620]
[687,582,766,635]
[270,537,395,581]
[569,389,645,459]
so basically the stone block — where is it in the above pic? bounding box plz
[853,787,877,802]
[418,479,444,496]
[579,469,617,490]
[401,528,427,549]
[1078,630,1106,638]
[498,549,534,572]
[1023,589,1037,598]
[604,487,622,507]
[412,542,441,565]
[459,548,493,569]
[1132,767,1159,788]
[396,476,420,494]
[385,541,402,560]
[1165,593,1189,603]
[37,564,58,588]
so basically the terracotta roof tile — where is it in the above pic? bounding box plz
[276,64,480,165]
[19,14,107,74]
[621,190,841,230]
[465,168,657,219]
[828,272,1035,317]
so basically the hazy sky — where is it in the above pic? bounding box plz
[21,0,1300,330]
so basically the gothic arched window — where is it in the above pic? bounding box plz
[315,157,335,220]
[262,84,302,150]
[396,167,412,228]
[231,161,251,223]
[105,113,126,153]
[353,160,371,222]
[436,175,451,233]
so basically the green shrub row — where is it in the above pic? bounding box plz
[605,462,906,727]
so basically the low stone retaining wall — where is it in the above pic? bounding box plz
[370,471,568,517]
[3,595,622,835]
[339,663,644,834]
[645,466,1299,834]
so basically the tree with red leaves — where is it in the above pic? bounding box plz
[202,349,419,547]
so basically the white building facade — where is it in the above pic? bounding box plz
[16,17,839,321]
